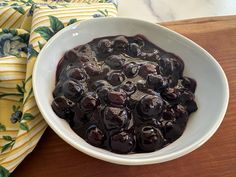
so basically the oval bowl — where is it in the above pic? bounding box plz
[33,17,229,165]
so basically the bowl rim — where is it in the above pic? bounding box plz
[33,17,229,165]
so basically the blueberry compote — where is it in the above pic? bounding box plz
[52,35,198,154]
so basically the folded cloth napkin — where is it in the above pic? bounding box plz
[0,0,117,175]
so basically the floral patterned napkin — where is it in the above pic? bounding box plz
[0,0,117,176]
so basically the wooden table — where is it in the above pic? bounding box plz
[12,16,236,177]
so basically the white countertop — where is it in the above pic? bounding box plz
[117,0,236,22]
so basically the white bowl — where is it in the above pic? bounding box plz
[33,17,229,165]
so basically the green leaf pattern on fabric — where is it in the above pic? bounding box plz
[0,165,10,177]
[49,16,64,33]
[0,124,6,131]
[34,26,54,41]
[1,136,15,153]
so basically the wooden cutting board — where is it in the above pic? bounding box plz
[12,15,236,177]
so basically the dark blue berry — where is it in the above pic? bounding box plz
[103,107,129,130]
[138,126,164,152]
[110,132,135,154]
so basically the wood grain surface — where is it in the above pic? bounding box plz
[12,16,236,177]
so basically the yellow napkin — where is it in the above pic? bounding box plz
[0,0,117,175]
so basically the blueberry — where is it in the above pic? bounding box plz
[179,91,194,104]
[164,122,184,142]
[67,68,87,82]
[133,36,145,47]
[84,63,102,76]
[162,106,175,121]
[97,86,111,104]
[138,95,163,117]
[110,132,135,154]
[141,51,159,61]
[103,107,129,130]
[108,91,126,106]
[97,39,112,54]
[129,43,141,56]
[174,104,188,125]
[10,111,22,123]
[161,88,180,102]
[185,100,198,114]
[123,62,140,78]
[86,125,105,147]
[62,80,84,102]
[139,64,157,78]
[136,80,147,91]
[137,126,164,152]
[64,49,79,63]
[107,71,125,86]
[121,81,136,95]
[146,74,168,91]
[53,81,63,98]
[91,80,110,90]
[113,36,129,52]
[51,96,75,120]
[159,53,184,78]
[80,93,99,111]
[181,77,197,93]
[105,54,126,69]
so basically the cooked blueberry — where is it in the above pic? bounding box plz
[136,80,147,91]
[84,63,101,76]
[185,100,198,114]
[110,132,135,154]
[97,86,111,104]
[53,81,63,98]
[107,71,125,86]
[174,104,188,125]
[179,91,194,104]
[64,49,79,63]
[139,64,157,78]
[141,50,159,61]
[108,91,126,106]
[86,125,105,147]
[146,74,168,91]
[164,122,184,142]
[138,95,163,117]
[63,80,84,102]
[103,107,129,130]
[129,43,141,56]
[51,96,75,120]
[105,55,126,69]
[159,53,184,77]
[133,36,145,47]
[161,88,180,102]
[97,39,112,54]
[91,80,109,90]
[121,81,136,95]
[138,126,164,152]
[162,106,175,121]
[123,62,140,78]
[113,36,129,52]
[67,68,87,82]
[80,94,99,111]
[181,77,197,93]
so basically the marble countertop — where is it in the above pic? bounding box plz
[117,0,236,22]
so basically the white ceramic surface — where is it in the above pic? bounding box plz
[33,17,229,165]
[118,0,236,23]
